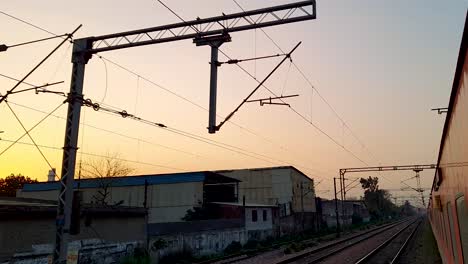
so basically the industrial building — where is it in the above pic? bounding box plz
[217,166,317,233]
[18,171,240,223]
[318,199,370,228]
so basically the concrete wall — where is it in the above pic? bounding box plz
[18,181,204,223]
[150,228,248,258]
[8,240,142,264]
[0,216,145,262]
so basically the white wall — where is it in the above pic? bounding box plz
[245,207,273,231]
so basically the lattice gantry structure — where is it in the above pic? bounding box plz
[54,1,316,263]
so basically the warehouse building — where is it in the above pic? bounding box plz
[18,171,240,223]
[217,166,317,233]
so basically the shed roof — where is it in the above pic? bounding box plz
[216,165,314,181]
[0,197,145,219]
[22,171,239,192]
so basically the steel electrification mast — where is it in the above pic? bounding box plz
[338,164,436,205]
[54,1,316,263]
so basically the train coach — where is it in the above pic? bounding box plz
[429,11,468,264]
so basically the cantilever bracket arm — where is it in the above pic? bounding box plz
[246,94,299,107]
[214,41,302,132]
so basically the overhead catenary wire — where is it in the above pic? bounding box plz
[0,138,185,172]
[99,55,334,177]
[0,24,81,105]
[218,47,369,166]
[0,10,58,36]
[216,42,301,131]
[70,95,329,179]
[7,100,204,158]
[152,1,335,176]
[1,8,334,178]
[232,0,376,166]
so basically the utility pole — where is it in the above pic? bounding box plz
[333,177,340,237]
[301,182,304,231]
[53,2,316,262]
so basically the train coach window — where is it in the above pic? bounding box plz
[456,196,468,263]
[447,202,460,263]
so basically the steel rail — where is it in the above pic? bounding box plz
[276,218,415,264]
[354,219,421,264]
[389,219,422,264]
[196,219,410,264]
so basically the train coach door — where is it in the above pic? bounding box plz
[456,196,468,263]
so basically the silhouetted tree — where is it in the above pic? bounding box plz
[360,176,398,219]
[81,153,134,205]
[0,174,38,197]
[360,176,379,193]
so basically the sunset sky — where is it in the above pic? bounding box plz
[0,0,466,202]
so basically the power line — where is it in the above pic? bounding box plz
[99,55,334,177]
[4,102,61,179]
[1,8,333,178]
[217,48,369,166]
[0,102,64,158]
[150,0,334,177]
[7,101,202,158]
[0,10,59,36]
[0,138,185,172]
[0,25,80,104]
[77,96,330,179]
[232,0,377,165]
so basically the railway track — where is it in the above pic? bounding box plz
[275,217,418,264]
[196,218,416,264]
[355,219,422,264]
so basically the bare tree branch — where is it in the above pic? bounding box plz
[80,152,135,205]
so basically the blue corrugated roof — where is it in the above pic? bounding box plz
[22,172,208,192]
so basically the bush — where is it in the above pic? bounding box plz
[120,248,150,264]
[243,239,259,250]
[159,250,193,264]
[224,241,242,255]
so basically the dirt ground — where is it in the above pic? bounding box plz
[397,218,442,264]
